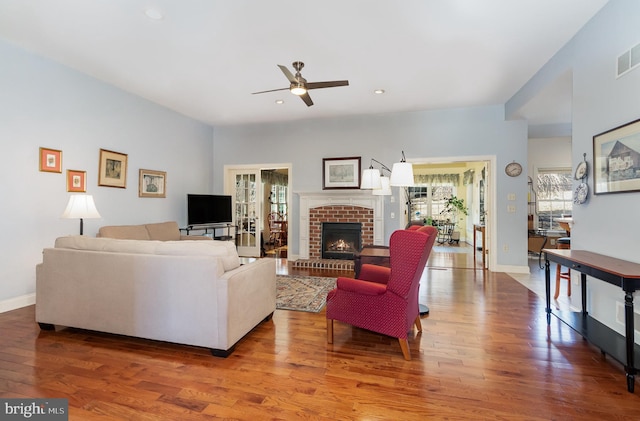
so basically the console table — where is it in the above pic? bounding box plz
[180,223,235,242]
[544,249,640,392]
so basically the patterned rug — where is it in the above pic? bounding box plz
[276,275,337,313]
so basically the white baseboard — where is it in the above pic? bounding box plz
[0,293,35,313]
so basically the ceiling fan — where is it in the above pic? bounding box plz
[251,61,349,107]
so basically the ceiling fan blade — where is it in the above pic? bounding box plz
[306,80,349,90]
[300,92,314,107]
[278,65,297,83]
[251,87,290,95]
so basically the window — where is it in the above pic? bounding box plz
[269,184,287,218]
[536,168,572,231]
[408,184,455,223]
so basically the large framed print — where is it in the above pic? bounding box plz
[98,149,127,188]
[593,118,640,195]
[322,156,361,190]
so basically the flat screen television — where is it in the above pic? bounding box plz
[187,194,233,226]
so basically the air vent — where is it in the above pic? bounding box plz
[617,42,640,78]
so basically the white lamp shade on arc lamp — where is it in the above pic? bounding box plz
[372,176,392,196]
[389,161,415,187]
[361,167,382,189]
[61,194,101,235]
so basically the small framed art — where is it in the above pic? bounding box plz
[593,118,640,195]
[138,169,166,198]
[39,147,62,173]
[66,169,86,192]
[322,156,361,190]
[98,149,128,188]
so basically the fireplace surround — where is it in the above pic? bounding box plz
[297,191,384,261]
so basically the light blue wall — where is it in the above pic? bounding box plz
[0,40,213,309]
[510,0,640,339]
[213,105,529,269]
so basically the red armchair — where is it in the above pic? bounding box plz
[326,227,437,360]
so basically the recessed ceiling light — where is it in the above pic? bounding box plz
[275,99,284,104]
[144,8,164,20]
[374,89,385,94]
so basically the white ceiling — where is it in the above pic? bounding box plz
[0,0,608,127]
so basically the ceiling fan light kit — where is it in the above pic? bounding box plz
[252,61,349,106]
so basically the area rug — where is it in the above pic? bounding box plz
[276,275,337,313]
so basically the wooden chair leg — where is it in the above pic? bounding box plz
[398,338,411,361]
[567,277,571,296]
[327,319,333,344]
[414,315,422,332]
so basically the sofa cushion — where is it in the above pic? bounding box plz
[155,240,241,271]
[98,225,151,240]
[54,236,241,271]
[145,221,181,241]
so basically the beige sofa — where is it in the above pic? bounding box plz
[97,220,210,241]
[36,235,276,356]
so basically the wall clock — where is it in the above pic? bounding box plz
[505,162,522,177]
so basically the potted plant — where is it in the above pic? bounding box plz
[440,196,469,243]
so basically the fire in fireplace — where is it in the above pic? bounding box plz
[321,222,362,260]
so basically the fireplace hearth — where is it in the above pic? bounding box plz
[322,222,362,260]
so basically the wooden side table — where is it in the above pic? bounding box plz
[353,246,390,278]
[473,224,486,270]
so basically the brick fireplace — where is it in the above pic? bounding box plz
[297,191,383,261]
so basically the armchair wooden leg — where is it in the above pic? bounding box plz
[398,338,411,360]
[327,319,334,344]
[414,316,422,333]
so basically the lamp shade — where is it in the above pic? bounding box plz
[372,176,392,196]
[361,168,382,189]
[61,195,101,219]
[390,162,415,186]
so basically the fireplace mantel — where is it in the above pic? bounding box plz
[297,191,383,260]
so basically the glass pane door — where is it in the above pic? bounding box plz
[231,169,261,257]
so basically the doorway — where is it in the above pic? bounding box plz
[225,163,292,257]
[406,157,493,270]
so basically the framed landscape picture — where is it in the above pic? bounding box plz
[39,147,62,173]
[98,149,127,188]
[138,169,166,198]
[66,169,86,192]
[322,157,361,190]
[593,118,640,195]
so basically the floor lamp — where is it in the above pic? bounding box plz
[362,152,429,315]
[61,194,101,235]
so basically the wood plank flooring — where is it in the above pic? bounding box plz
[1,253,640,419]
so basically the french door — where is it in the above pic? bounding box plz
[226,168,262,257]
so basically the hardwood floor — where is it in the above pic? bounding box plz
[2,252,640,419]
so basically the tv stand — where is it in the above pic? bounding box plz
[181,223,235,242]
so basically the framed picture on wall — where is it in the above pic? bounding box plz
[593,118,640,195]
[66,169,86,192]
[98,149,128,188]
[39,147,62,173]
[322,156,361,190]
[138,169,166,198]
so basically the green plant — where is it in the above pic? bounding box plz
[441,196,468,216]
